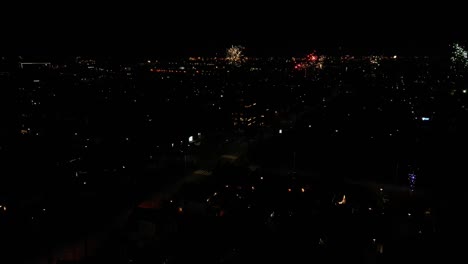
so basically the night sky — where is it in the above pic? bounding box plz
[1,6,465,57]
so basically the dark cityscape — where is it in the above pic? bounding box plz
[1,15,468,262]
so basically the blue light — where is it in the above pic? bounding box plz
[408,173,416,191]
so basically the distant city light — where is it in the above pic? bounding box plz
[421,117,430,121]
[279,129,282,134]
[301,188,305,193]
[393,55,397,59]
[463,90,467,94]
[188,136,194,143]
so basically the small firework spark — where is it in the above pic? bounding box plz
[306,53,318,62]
[226,45,245,66]
[294,63,304,70]
[408,172,416,191]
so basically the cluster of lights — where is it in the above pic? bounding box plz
[294,63,304,70]
[294,52,320,71]
[369,56,381,66]
[451,43,468,69]
[226,45,245,66]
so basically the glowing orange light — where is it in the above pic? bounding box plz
[288,188,292,192]
[178,207,183,213]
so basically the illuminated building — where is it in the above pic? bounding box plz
[19,62,51,69]
[232,99,264,129]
